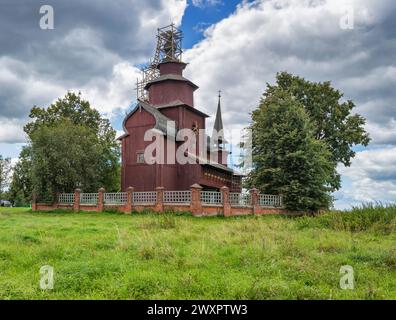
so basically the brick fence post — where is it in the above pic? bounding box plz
[32,191,37,211]
[190,183,202,216]
[250,188,259,215]
[221,186,231,217]
[73,188,81,212]
[126,186,134,213]
[97,187,105,212]
[155,187,164,212]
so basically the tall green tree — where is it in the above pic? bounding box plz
[30,120,114,196]
[9,147,33,206]
[13,92,120,200]
[246,90,335,211]
[0,155,12,198]
[265,72,370,190]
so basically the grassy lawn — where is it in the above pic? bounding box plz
[0,206,395,300]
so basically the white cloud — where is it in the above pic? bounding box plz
[165,0,188,26]
[140,0,187,29]
[338,148,396,204]
[0,118,27,143]
[76,62,141,116]
[0,1,188,143]
[0,56,140,143]
[192,0,222,8]
[184,0,396,135]
[0,57,66,118]
[365,120,396,146]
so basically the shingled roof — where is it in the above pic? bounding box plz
[144,74,199,91]
[117,101,177,140]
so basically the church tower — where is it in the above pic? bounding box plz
[118,24,242,192]
[211,91,229,166]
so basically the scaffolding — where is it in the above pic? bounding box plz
[136,24,183,102]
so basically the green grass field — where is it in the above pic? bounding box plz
[0,206,395,300]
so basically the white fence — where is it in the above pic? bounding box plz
[230,193,252,207]
[133,191,157,205]
[57,190,283,208]
[104,192,127,205]
[164,191,191,204]
[59,193,74,205]
[80,193,99,205]
[259,194,282,207]
[201,191,223,205]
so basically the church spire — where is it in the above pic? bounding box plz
[212,90,225,143]
[213,91,223,132]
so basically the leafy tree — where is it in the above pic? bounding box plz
[15,92,120,200]
[25,92,110,137]
[9,147,33,206]
[0,155,12,198]
[30,119,112,197]
[246,90,336,211]
[265,72,370,190]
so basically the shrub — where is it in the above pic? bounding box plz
[297,203,396,234]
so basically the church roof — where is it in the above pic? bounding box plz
[117,101,177,140]
[155,100,209,118]
[186,152,233,173]
[144,74,199,90]
[186,152,245,176]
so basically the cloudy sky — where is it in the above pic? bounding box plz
[0,0,395,209]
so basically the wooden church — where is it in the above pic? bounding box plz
[118,25,243,192]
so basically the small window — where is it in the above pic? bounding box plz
[136,152,145,164]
